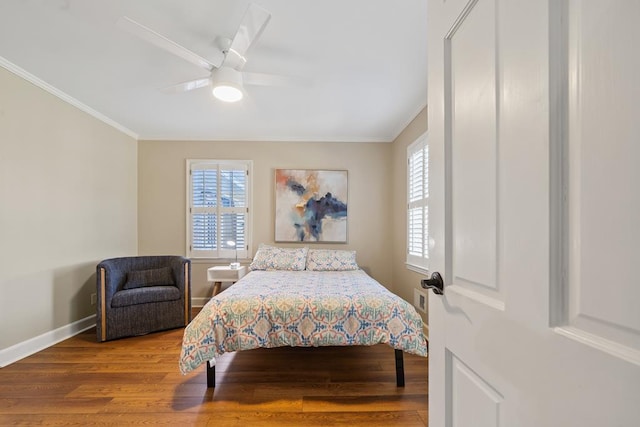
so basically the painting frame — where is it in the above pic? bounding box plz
[274,169,348,243]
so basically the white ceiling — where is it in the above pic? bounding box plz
[0,0,427,142]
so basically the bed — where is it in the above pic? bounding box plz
[179,247,428,387]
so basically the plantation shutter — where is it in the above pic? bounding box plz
[219,168,247,256]
[191,165,218,256]
[407,135,429,270]
[188,161,250,259]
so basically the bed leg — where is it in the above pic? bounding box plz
[395,349,405,387]
[206,360,215,388]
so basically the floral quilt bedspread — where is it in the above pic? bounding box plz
[179,270,428,374]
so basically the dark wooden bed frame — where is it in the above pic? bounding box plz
[206,348,405,387]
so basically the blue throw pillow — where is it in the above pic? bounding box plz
[123,267,175,290]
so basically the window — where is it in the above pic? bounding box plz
[187,160,252,259]
[407,133,429,272]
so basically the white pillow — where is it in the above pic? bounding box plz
[249,244,308,271]
[306,249,359,271]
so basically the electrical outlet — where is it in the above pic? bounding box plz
[413,288,427,313]
[91,293,97,305]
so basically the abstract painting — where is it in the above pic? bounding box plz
[275,169,348,242]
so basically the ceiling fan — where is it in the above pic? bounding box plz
[118,3,291,102]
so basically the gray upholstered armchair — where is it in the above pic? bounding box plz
[96,256,191,342]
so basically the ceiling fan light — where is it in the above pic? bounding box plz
[212,85,243,102]
[211,67,244,102]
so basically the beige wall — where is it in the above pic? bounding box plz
[0,67,138,354]
[391,107,428,323]
[138,140,393,301]
[0,59,425,360]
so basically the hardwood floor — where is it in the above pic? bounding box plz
[0,313,428,426]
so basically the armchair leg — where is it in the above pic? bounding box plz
[184,263,190,324]
[99,268,107,342]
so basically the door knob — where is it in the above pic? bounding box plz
[421,272,444,295]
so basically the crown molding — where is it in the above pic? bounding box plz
[0,56,138,140]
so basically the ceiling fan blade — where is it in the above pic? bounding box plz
[225,3,271,67]
[160,77,211,93]
[117,16,223,71]
[243,72,310,87]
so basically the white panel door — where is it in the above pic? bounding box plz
[427,1,640,426]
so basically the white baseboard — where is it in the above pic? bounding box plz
[0,315,96,368]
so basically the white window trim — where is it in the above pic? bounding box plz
[406,132,429,273]
[186,159,253,260]
[406,262,430,276]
